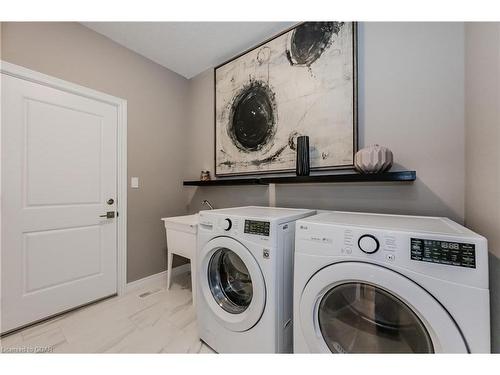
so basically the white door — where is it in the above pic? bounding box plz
[299,262,468,353]
[199,236,266,332]
[1,73,118,333]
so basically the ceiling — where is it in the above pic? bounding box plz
[82,22,295,79]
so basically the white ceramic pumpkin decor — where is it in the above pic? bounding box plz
[354,144,393,174]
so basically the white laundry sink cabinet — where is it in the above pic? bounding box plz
[162,214,198,305]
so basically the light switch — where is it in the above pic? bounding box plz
[131,177,139,189]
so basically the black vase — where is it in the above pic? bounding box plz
[296,136,310,176]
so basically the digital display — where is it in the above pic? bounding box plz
[410,238,475,268]
[244,220,270,236]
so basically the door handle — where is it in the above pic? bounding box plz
[99,211,115,219]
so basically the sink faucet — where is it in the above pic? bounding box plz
[201,199,214,210]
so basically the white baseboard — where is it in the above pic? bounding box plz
[125,263,191,294]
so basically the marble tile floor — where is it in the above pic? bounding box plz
[0,271,216,354]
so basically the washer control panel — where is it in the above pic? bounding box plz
[244,220,270,236]
[216,217,239,233]
[223,218,232,231]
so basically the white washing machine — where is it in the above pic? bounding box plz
[197,206,316,353]
[294,211,490,353]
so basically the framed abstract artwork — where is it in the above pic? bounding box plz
[214,22,358,177]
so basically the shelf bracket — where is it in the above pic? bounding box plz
[268,183,276,207]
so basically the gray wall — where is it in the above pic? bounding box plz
[185,23,466,222]
[1,22,190,283]
[185,69,270,212]
[464,22,500,353]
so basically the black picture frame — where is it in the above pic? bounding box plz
[214,22,358,177]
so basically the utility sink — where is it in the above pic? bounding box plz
[162,214,198,235]
[161,214,198,305]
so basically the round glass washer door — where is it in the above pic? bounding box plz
[200,236,266,332]
[318,282,433,353]
[299,262,468,353]
[208,248,253,314]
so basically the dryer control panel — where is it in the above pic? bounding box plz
[410,238,476,268]
[295,211,488,289]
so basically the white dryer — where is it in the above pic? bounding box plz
[294,211,490,353]
[197,206,315,353]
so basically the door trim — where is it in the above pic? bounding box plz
[0,60,128,296]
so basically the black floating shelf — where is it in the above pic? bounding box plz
[183,170,416,186]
